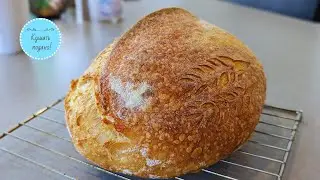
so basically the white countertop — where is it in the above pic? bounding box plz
[0,0,319,179]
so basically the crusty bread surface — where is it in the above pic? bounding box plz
[65,7,266,178]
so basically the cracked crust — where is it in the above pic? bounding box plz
[65,8,266,178]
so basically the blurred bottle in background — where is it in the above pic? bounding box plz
[87,0,123,23]
[75,0,90,23]
[0,0,30,54]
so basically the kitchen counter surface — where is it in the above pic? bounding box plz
[0,0,319,179]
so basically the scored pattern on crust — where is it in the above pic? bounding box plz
[180,55,249,102]
[179,55,252,131]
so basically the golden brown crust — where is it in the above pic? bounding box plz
[65,8,266,178]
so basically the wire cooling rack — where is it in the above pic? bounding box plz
[0,98,302,180]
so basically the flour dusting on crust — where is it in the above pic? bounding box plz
[140,147,148,157]
[109,74,150,109]
[120,146,139,154]
[122,169,133,175]
[149,174,160,179]
[146,159,161,167]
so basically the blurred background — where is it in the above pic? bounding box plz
[1,0,320,55]
[3,0,314,22]
[26,0,320,22]
[1,0,318,55]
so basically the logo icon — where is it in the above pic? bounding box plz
[20,18,61,60]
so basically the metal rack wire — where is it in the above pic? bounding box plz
[0,98,302,180]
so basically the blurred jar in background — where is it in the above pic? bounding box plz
[0,0,29,54]
[88,0,123,23]
[29,0,68,19]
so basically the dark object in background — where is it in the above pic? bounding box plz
[29,0,68,19]
[314,2,320,22]
[224,0,319,21]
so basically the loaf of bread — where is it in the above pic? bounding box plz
[65,8,266,178]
